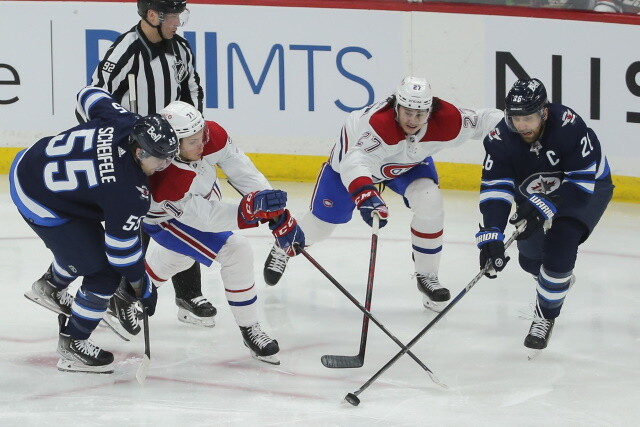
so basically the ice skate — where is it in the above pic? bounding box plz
[176,296,216,327]
[524,304,555,360]
[240,323,280,365]
[416,273,450,313]
[56,314,114,374]
[101,286,142,341]
[24,267,73,317]
[263,245,289,286]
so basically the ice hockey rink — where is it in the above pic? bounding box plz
[1,175,638,426]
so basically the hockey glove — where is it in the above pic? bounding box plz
[269,209,305,257]
[239,190,287,225]
[509,193,559,240]
[129,274,158,316]
[476,225,509,279]
[351,185,389,228]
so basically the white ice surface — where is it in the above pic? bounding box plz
[1,176,639,426]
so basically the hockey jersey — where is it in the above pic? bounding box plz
[328,98,503,192]
[144,120,271,232]
[10,86,149,283]
[479,103,612,231]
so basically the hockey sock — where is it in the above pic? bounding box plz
[50,260,77,289]
[536,266,573,319]
[66,288,111,339]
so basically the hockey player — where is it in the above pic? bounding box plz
[263,76,503,312]
[10,86,179,373]
[475,78,613,355]
[140,101,304,364]
[88,0,215,328]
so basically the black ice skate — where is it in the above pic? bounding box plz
[176,296,217,327]
[24,267,73,317]
[57,314,114,374]
[101,286,142,341]
[524,305,555,360]
[263,245,289,286]
[240,323,280,365]
[416,273,451,313]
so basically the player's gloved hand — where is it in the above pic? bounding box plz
[509,193,559,240]
[239,190,287,225]
[351,185,389,228]
[129,274,158,316]
[475,225,509,279]
[269,209,305,257]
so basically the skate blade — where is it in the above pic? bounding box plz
[422,296,446,313]
[24,291,70,317]
[56,358,114,374]
[100,314,133,342]
[527,349,542,360]
[177,309,215,328]
[250,352,280,365]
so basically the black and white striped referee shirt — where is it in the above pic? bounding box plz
[90,22,203,116]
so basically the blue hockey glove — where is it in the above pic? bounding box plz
[351,185,389,228]
[509,193,559,240]
[476,225,509,279]
[269,209,305,257]
[129,274,158,316]
[239,190,287,225]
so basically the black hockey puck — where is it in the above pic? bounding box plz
[344,393,360,406]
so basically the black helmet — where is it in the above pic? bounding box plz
[137,0,186,18]
[505,78,548,116]
[504,78,548,133]
[130,114,179,159]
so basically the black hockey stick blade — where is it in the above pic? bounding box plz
[321,354,364,368]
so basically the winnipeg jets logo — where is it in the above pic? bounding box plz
[488,128,501,141]
[173,60,188,83]
[561,109,576,127]
[527,175,560,194]
[137,185,150,200]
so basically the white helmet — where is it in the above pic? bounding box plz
[159,101,205,139]
[394,76,432,111]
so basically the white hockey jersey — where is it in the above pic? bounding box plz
[144,120,271,232]
[328,98,503,192]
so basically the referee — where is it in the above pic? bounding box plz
[88,0,215,330]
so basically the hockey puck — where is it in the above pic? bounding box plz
[344,393,360,406]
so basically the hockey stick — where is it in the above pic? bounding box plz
[344,228,521,406]
[295,244,447,389]
[135,307,151,384]
[128,74,138,114]
[321,213,379,368]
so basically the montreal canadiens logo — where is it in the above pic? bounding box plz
[322,199,334,208]
[380,162,420,179]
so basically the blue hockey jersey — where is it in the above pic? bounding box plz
[10,86,149,283]
[479,103,612,231]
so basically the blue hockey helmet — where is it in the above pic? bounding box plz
[504,78,548,132]
[130,114,179,160]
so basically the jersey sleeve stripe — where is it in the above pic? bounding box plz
[106,249,143,267]
[481,178,515,188]
[564,179,595,194]
[105,234,140,250]
[479,190,514,205]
